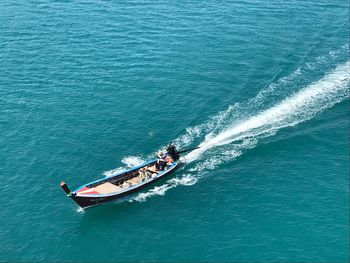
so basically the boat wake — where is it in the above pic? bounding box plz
[131,174,197,202]
[103,156,145,177]
[185,60,350,164]
[104,46,350,203]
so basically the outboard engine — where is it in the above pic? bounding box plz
[166,144,179,160]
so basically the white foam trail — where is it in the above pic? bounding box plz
[173,45,349,151]
[103,156,145,177]
[173,106,238,148]
[76,207,85,213]
[121,156,145,167]
[188,138,257,173]
[131,174,197,202]
[186,61,350,162]
[103,167,126,177]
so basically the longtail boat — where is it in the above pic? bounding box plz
[60,146,197,209]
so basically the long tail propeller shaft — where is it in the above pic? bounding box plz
[177,147,199,154]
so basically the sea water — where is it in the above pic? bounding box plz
[0,0,349,262]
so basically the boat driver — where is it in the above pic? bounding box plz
[166,144,179,161]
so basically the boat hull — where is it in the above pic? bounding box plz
[69,162,180,209]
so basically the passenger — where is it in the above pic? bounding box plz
[145,167,153,179]
[139,168,146,181]
[155,151,167,171]
[122,181,129,188]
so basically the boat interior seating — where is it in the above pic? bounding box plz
[77,162,167,195]
[147,165,158,174]
[95,182,121,194]
[129,177,141,185]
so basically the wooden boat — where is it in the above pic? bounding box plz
[60,158,180,209]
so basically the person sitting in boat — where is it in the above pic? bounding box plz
[139,168,147,181]
[122,181,129,188]
[145,167,153,178]
[140,167,152,180]
[155,151,167,171]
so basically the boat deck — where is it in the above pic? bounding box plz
[76,165,160,196]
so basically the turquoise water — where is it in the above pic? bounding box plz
[1,0,349,262]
